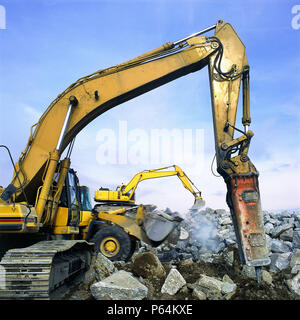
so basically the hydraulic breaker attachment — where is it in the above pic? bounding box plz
[225,172,270,271]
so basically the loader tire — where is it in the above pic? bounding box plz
[92,226,132,262]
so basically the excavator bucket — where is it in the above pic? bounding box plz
[143,210,183,243]
[190,198,206,210]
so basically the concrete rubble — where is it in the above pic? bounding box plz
[161,267,186,295]
[192,273,236,300]
[94,252,117,281]
[131,251,166,280]
[286,273,300,296]
[90,270,148,300]
[64,207,300,300]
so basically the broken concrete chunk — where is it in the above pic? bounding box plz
[90,270,148,300]
[179,285,189,295]
[270,253,291,272]
[205,289,223,300]
[224,291,236,300]
[291,265,300,274]
[179,227,189,240]
[192,287,207,300]
[241,265,257,279]
[225,238,236,246]
[279,228,293,242]
[289,252,300,274]
[132,251,166,280]
[285,273,300,296]
[222,250,234,267]
[218,217,231,226]
[221,281,236,294]
[271,224,293,238]
[222,274,234,284]
[94,253,117,281]
[264,222,274,235]
[178,258,194,267]
[293,230,300,249]
[262,270,273,285]
[161,267,186,295]
[265,234,272,250]
[271,239,291,253]
[290,252,300,268]
[196,274,223,293]
[221,275,236,296]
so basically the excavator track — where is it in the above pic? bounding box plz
[0,240,94,300]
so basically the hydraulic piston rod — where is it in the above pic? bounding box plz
[173,24,217,46]
[35,96,78,221]
[56,96,78,152]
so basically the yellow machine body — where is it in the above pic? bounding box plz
[95,189,133,204]
[0,202,39,234]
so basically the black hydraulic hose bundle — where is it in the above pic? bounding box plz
[0,145,31,220]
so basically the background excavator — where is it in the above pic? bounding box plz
[0,19,270,299]
[94,164,205,209]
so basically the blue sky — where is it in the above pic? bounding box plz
[0,0,299,213]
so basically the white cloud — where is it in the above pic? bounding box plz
[253,148,300,211]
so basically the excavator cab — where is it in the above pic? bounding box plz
[78,185,93,212]
[52,169,82,235]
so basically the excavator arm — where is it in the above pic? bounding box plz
[121,165,203,199]
[3,20,270,274]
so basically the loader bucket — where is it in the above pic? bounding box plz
[190,198,205,210]
[143,210,182,243]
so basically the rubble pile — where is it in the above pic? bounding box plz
[155,208,300,266]
[154,208,300,298]
[64,208,300,300]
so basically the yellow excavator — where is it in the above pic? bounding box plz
[0,20,270,299]
[94,165,205,209]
